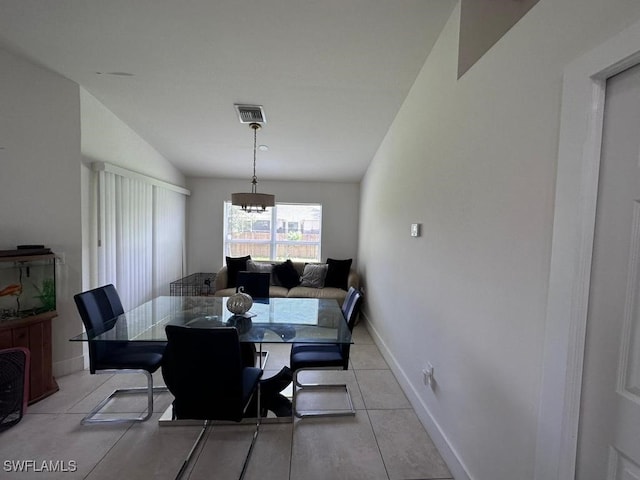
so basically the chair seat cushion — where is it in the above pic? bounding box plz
[286,286,348,302]
[98,344,165,373]
[290,347,345,370]
[291,342,339,353]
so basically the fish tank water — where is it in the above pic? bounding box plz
[0,254,56,322]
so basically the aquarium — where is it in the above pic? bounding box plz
[0,254,56,321]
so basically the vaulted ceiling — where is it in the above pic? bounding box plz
[0,0,455,181]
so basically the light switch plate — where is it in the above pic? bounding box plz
[410,223,421,237]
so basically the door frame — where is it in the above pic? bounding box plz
[536,18,640,480]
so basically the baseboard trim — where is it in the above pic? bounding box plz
[361,311,472,480]
[53,354,85,378]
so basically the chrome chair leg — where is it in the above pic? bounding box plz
[239,383,261,480]
[292,367,356,418]
[174,385,261,480]
[81,369,168,425]
[175,420,209,480]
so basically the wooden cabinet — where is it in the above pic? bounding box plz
[0,312,58,403]
[0,252,59,404]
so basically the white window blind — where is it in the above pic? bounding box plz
[95,163,188,310]
[153,186,186,298]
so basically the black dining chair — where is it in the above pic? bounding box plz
[289,287,363,418]
[162,325,263,480]
[236,271,270,299]
[73,284,167,424]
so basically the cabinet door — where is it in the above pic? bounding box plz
[0,329,12,349]
[28,321,45,400]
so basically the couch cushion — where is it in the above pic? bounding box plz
[273,260,301,289]
[226,255,251,288]
[215,285,288,298]
[299,263,328,288]
[324,258,352,290]
[268,286,289,298]
[287,286,348,303]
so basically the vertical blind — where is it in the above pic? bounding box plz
[95,165,188,310]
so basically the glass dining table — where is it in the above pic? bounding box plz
[70,295,352,424]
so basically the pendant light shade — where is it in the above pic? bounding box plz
[231,122,275,213]
[231,192,275,211]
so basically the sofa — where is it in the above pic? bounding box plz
[214,258,359,304]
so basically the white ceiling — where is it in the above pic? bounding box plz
[0,0,455,182]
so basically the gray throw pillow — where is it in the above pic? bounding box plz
[299,264,328,288]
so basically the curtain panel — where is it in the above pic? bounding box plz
[96,168,187,310]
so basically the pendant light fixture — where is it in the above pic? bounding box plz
[231,122,275,213]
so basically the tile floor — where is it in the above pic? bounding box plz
[0,324,452,480]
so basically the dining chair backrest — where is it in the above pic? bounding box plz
[162,325,256,422]
[74,284,126,374]
[339,287,363,359]
[236,271,270,298]
[341,287,363,331]
[74,284,124,337]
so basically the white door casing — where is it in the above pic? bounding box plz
[576,63,640,479]
[537,18,640,480]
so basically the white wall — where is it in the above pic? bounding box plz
[358,1,640,479]
[80,89,185,186]
[80,88,186,290]
[187,177,359,273]
[0,49,188,377]
[0,47,83,376]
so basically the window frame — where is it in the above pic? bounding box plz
[223,201,322,263]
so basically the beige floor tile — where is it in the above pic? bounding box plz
[351,323,374,344]
[215,423,292,480]
[291,411,388,480]
[67,371,163,416]
[188,422,286,479]
[27,370,111,414]
[0,413,128,479]
[368,409,452,480]
[0,323,457,480]
[83,413,204,480]
[351,343,389,369]
[294,369,365,410]
[356,369,411,410]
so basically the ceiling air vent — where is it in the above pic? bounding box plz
[234,104,266,124]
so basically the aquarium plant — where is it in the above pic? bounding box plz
[34,279,56,312]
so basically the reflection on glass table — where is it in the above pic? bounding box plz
[70,296,351,346]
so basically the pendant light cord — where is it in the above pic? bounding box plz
[251,123,259,193]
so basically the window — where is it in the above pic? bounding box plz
[223,202,322,262]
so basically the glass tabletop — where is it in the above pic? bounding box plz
[70,296,351,345]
